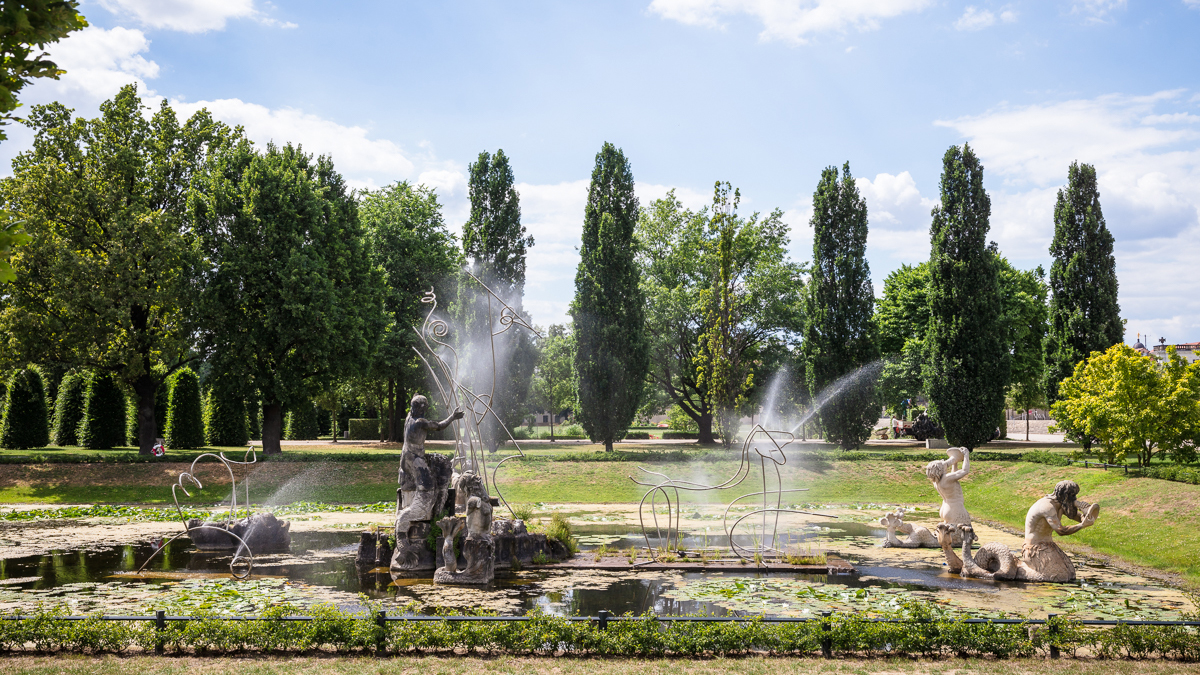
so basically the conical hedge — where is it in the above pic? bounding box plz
[51,371,87,446]
[205,380,248,447]
[284,400,319,440]
[246,398,261,441]
[1,367,50,449]
[79,372,127,450]
[165,368,205,449]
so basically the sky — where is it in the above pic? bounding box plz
[5,0,1200,345]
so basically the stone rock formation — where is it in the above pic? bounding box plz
[187,512,291,552]
[433,495,495,584]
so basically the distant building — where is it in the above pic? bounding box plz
[1133,334,1199,364]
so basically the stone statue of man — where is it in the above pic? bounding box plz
[925,447,971,526]
[1022,479,1099,582]
[395,395,463,539]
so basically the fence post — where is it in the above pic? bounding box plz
[821,611,832,658]
[1048,613,1059,659]
[598,610,611,631]
[375,610,387,657]
[154,610,165,656]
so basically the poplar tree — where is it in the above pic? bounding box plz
[1044,162,1123,405]
[801,163,879,450]
[165,367,204,449]
[204,379,248,447]
[0,367,49,449]
[571,143,647,451]
[51,370,85,446]
[78,372,126,450]
[925,144,1009,450]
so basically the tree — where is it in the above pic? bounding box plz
[78,371,125,450]
[459,149,536,451]
[925,144,1009,450]
[284,400,319,440]
[801,163,879,450]
[571,143,647,452]
[874,263,930,419]
[204,378,248,447]
[531,324,577,442]
[192,142,385,455]
[0,86,229,454]
[164,367,204,449]
[0,0,88,142]
[997,261,1048,441]
[0,366,48,448]
[638,191,804,445]
[359,182,459,442]
[1051,345,1200,466]
[50,369,85,446]
[1044,162,1124,406]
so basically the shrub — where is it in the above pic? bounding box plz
[246,398,261,440]
[78,372,127,449]
[0,367,50,449]
[1020,450,1069,466]
[667,404,699,432]
[285,401,319,440]
[347,418,379,440]
[624,431,651,440]
[204,381,248,447]
[50,370,86,446]
[165,368,205,449]
[661,431,699,440]
[545,512,579,554]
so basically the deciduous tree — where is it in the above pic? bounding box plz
[531,323,577,442]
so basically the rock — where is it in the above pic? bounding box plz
[186,512,291,552]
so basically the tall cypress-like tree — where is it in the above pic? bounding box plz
[165,367,204,449]
[204,379,248,447]
[571,143,648,452]
[1044,161,1123,405]
[0,367,49,449]
[78,372,126,450]
[801,163,879,450]
[925,145,1010,450]
[51,370,86,446]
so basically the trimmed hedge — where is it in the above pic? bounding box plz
[51,371,86,446]
[204,382,248,447]
[1142,464,1200,485]
[246,399,261,441]
[0,367,50,449]
[165,368,204,449]
[624,431,651,440]
[347,418,379,440]
[78,372,126,450]
[661,431,699,440]
[284,401,319,440]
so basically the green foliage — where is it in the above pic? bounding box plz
[1045,161,1124,407]
[1051,344,1200,465]
[204,379,248,447]
[164,368,204,449]
[462,149,532,297]
[925,144,1010,450]
[666,404,698,432]
[78,372,126,450]
[0,0,88,142]
[998,259,1049,440]
[545,512,579,554]
[284,400,319,440]
[0,366,48,449]
[50,369,85,446]
[532,323,578,441]
[874,263,930,419]
[192,141,385,455]
[0,86,224,454]
[801,163,879,450]
[126,370,168,447]
[572,143,648,452]
[0,213,31,284]
[347,418,380,440]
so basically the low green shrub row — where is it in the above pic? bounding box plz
[347,418,379,441]
[624,432,651,440]
[0,608,1198,659]
[0,500,392,523]
[1141,464,1200,485]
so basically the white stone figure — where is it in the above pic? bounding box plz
[880,509,939,548]
[925,446,972,527]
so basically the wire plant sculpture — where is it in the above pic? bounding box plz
[411,271,539,518]
[139,450,260,579]
[631,425,835,561]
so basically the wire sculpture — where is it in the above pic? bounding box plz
[411,272,539,518]
[631,425,835,561]
[139,449,260,579]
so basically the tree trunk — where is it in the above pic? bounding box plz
[393,386,405,443]
[1025,413,1029,442]
[605,438,613,452]
[549,415,555,442]
[697,412,716,445]
[133,373,157,455]
[262,401,283,455]
[386,378,395,443]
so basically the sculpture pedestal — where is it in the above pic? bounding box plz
[434,533,495,584]
[389,521,436,573]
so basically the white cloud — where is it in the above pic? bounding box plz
[938,90,1200,342]
[954,6,1016,31]
[1070,0,1126,23]
[648,0,932,44]
[637,183,713,211]
[42,26,158,99]
[97,0,295,33]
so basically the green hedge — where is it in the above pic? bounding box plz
[624,431,651,440]
[347,418,379,440]
[204,382,248,448]
[1142,465,1200,485]
[661,431,699,440]
[165,368,204,449]
[0,367,49,449]
[0,608,1197,659]
[51,371,86,447]
[285,401,319,440]
[79,373,126,450]
[125,368,168,447]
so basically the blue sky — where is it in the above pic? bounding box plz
[7,0,1200,344]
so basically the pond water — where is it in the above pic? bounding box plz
[0,523,1193,621]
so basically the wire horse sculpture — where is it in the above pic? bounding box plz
[631,425,835,561]
[137,449,260,579]
[411,271,539,519]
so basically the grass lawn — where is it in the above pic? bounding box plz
[4,655,1200,675]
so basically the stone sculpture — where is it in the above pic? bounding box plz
[390,395,463,574]
[880,509,939,548]
[434,495,495,584]
[187,512,291,552]
[938,480,1100,582]
[924,446,971,545]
